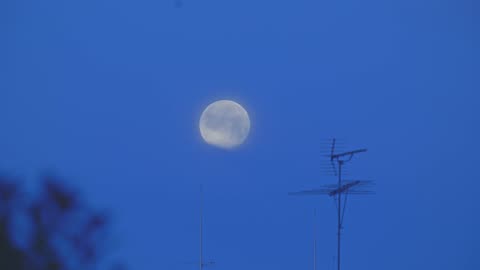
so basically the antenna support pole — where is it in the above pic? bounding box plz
[337,161,342,270]
[314,208,317,270]
[200,185,203,270]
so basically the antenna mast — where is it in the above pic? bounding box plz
[330,138,368,270]
[313,208,317,270]
[290,138,373,270]
[198,185,215,270]
[200,185,203,270]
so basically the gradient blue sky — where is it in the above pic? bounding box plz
[1,0,478,269]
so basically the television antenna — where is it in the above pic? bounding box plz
[290,139,373,270]
[199,185,215,270]
[313,209,317,270]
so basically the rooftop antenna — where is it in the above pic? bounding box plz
[200,185,203,270]
[199,185,215,270]
[313,208,317,270]
[290,138,373,270]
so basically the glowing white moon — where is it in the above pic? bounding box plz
[199,100,250,149]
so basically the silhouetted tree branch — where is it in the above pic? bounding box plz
[0,174,125,270]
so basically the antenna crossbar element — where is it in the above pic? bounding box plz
[289,180,373,197]
[330,149,367,160]
[329,180,361,196]
[201,261,216,267]
[329,138,367,175]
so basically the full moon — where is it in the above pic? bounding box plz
[199,100,250,149]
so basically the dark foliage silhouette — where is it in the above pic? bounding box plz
[0,174,124,270]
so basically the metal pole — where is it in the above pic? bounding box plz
[200,186,203,270]
[314,208,317,270]
[337,161,342,270]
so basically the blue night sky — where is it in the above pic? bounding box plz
[1,0,478,269]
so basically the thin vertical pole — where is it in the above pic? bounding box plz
[200,185,203,270]
[337,162,342,270]
[314,208,317,270]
